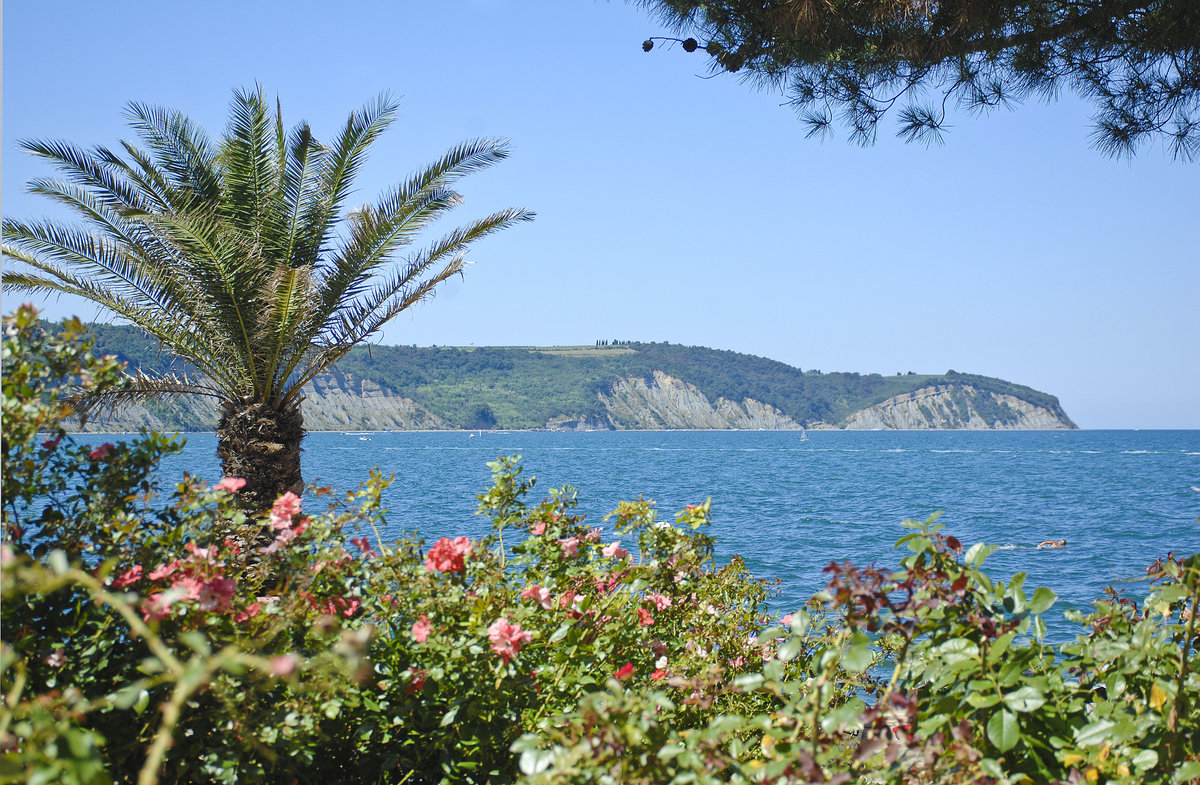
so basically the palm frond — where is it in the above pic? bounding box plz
[115,139,189,213]
[220,87,280,246]
[3,217,189,320]
[296,94,399,264]
[124,101,222,203]
[285,205,532,395]
[137,211,268,383]
[66,369,226,420]
[0,258,243,393]
[24,178,174,267]
[254,265,313,401]
[315,138,514,287]
[314,186,462,313]
[278,122,326,267]
[19,139,157,216]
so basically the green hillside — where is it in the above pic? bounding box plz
[74,322,1074,430]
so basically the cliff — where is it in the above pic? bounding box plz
[835,384,1076,430]
[598,371,800,430]
[76,370,444,433]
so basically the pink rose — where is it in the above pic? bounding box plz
[148,560,181,581]
[602,541,628,560]
[614,662,635,680]
[530,522,546,536]
[269,655,297,677]
[213,477,246,493]
[487,617,533,664]
[424,536,473,573]
[141,592,175,622]
[113,565,143,588]
[647,592,672,611]
[559,536,580,557]
[637,608,654,627]
[584,528,602,543]
[412,615,431,642]
[520,584,553,610]
[197,577,237,612]
[234,603,262,622]
[269,492,302,530]
[185,542,215,561]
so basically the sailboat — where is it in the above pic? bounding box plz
[800,428,809,442]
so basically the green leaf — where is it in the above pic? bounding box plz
[548,623,571,644]
[517,747,554,775]
[776,636,803,663]
[1028,586,1057,615]
[965,543,997,566]
[966,692,1000,709]
[820,700,864,733]
[1074,719,1115,747]
[986,631,1016,664]
[1131,748,1158,771]
[1174,761,1200,783]
[906,535,933,554]
[732,673,764,691]
[979,758,1005,779]
[842,634,872,673]
[113,684,144,709]
[987,710,1019,752]
[48,549,69,575]
[1003,685,1045,713]
[1155,584,1189,604]
[440,705,460,727]
[937,638,979,664]
[657,744,684,761]
[137,658,165,675]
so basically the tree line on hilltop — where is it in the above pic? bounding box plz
[74,321,1071,431]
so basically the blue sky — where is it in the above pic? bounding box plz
[4,1,1197,428]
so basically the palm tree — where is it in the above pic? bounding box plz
[3,88,533,508]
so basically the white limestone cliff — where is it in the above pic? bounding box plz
[75,370,443,432]
[598,371,801,430]
[835,384,1074,430]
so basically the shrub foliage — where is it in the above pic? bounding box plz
[2,307,1197,784]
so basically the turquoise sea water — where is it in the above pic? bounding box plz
[129,429,1199,639]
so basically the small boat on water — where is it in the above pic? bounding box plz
[800,428,809,442]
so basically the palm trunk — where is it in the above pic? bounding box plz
[216,397,304,511]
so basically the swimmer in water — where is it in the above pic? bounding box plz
[1037,539,1067,549]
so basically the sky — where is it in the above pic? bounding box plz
[3,1,1197,429]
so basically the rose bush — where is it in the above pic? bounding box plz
[2,307,1198,785]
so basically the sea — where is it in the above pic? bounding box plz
[88,429,1200,641]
